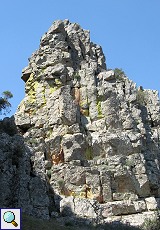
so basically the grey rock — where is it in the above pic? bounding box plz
[3,19,159,226]
[62,133,85,161]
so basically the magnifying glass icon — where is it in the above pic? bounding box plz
[3,211,18,227]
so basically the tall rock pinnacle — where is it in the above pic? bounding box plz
[14,20,160,225]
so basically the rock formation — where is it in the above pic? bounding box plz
[1,20,160,226]
[0,116,50,219]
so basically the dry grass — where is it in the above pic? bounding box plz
[23,213,160,230]
[22,213,93,230]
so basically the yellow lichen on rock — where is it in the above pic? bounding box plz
[25,73,37,104]
[49,86,59,94]
[55,78,62,86]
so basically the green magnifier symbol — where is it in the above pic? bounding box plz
[3,211,18,227]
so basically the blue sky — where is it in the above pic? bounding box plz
[0,0,160,118]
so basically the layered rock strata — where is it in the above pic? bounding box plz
[13,20,160,225]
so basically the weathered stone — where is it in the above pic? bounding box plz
[101,200,137,217]
[60,196,75,216]
[0,118,50,219]
[62,133,85,161]
[74,198,97,218]
[145,197,159,210]
[1,19,159,227]
[134,173,151,197]
[15,112,31,129]
[45,160,52,169]
[121,211,158,227]
[97,70,115,81]
[59,86,78,125]
[113,193,138,201]
[21,66,32,82]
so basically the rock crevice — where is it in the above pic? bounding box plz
[1,20,160,226]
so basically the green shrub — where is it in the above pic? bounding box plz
[136,89,147,106]
[141,216,160,230]
[114,68,125,80]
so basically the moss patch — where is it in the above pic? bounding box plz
[49,86,61,94]
[55,78,62,86]
[57,179,65,188]
[79,99,90,117]
[42,85,46,104]
[80,100,87,107]
[97,101,104,118]
[46,129,53,138]
[85,146,93,160]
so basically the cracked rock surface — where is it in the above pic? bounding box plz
[1,20,160,226]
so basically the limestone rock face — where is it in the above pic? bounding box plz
[13,20,160,225]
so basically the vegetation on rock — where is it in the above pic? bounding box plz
[141,213,160,230]
[22,212,160,230]
[114,68,125,80]
[8,20,160,227]
[97,100,103,118]
[136,89,148,106]
[85,146,93,160]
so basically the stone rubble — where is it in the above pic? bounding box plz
[1,20,160,226]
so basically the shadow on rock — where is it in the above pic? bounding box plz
[51,202,141,230]
[0,116,51,219]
